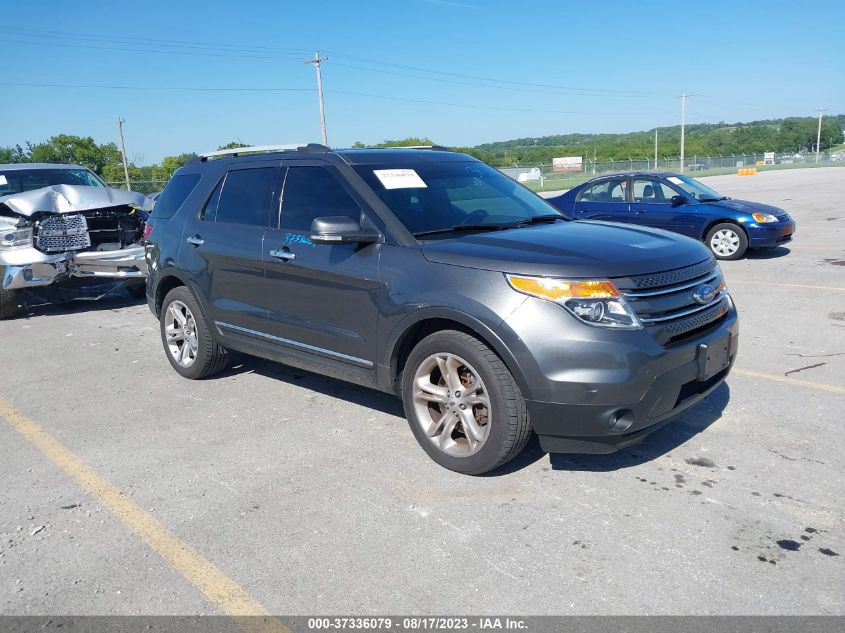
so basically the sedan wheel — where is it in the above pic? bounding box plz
[710,229,740,257]
[705,222,748,260]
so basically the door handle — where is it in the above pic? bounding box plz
[269,248,296,262]
[186,235,205,246]
[632,209,646,215]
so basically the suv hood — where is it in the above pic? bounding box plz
[704,198,789,219]
[421,221,712,278]
[0,185,152,217]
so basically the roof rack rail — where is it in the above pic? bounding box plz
[380,145,451,151]
[197,143,331,161]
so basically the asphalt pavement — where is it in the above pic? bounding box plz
[1,167,843,617]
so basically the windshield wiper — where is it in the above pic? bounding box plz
[413,224,505,238]
[413,215,566,238]
[504,214,567,227]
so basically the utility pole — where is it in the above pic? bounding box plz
[679,92,693,174]
[305,52,329,146]
[654,128,658,169]
[116,117,131,191]
[815,108,827,163]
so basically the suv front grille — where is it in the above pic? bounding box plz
[630,259,717,288]
[35,214,91,253]
[615,258,729,344]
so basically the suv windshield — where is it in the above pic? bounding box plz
[0,167,105,196]
[353,161,565,237]
[667,174,725,202]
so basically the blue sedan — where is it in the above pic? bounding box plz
[547,172,796,260]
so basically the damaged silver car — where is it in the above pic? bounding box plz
[0,163,152,319]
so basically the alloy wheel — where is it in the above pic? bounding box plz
[411,353,492,457]
[164,300,199,367]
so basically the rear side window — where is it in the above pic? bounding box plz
[578,178,627,202]
[280,166,361,232]
[152,174,201,219]
[206,167,278,227]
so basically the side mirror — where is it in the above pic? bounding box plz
[670,195,687,207]
[310,216,381,244]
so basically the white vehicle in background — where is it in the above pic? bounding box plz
[0,163,153,319]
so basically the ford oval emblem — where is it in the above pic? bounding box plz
[693,284,717,305]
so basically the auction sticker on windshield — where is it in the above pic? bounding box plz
[374,169,427,190]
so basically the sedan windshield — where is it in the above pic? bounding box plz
[352,161,565,238]
[666,174,725,202]
[0,168,105,196]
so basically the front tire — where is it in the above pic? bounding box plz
[401,330,531,475]
[159,286,228,379]
[706,223,748,260]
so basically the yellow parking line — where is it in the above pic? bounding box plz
[728,280,845,292]
[732,368,845,395]
[0,397,289,633]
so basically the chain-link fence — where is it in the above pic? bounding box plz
[503,152,843,192]
[106,152,843,197]
[104,180,168,196]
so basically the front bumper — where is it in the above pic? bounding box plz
[747,219,796,248]
[0,245,148,291]
[498,296,739,454]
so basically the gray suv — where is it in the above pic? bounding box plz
[145,145,738,474]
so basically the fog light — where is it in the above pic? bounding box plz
[608,409,635,431]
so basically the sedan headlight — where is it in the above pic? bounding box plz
[506,275,642,329]
[752,212,779,223]
[0,224,33,249]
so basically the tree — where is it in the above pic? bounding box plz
[25,135,122,175]
[161,153,197,176]
[370,137,436,148]
[0,144,27,163]
[217,141,250,150]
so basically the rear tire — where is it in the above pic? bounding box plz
[705,223,748,260]
[401,330,531,475]
[0,268,20,319]
[160,286,228,379]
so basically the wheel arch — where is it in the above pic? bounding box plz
[385,307,528,397]
[153,271,205,318]
[700,217,749,242]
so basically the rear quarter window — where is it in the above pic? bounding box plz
[151,174,201,219]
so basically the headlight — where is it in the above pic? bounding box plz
[752,212,778,223]
[506,275,642,329]
[0,224,33,249]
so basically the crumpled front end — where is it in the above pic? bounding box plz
[0,185,152,291]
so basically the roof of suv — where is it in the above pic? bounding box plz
[188,146,474,170]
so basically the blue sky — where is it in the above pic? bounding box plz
[1,0,843,163]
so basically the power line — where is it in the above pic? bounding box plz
[0,81,314,92]
[0,35,304,61]
[0,24,667,98]
[0,26,309,55]
[330,61,661,98]
[331,89,672,116]
[325,51,662,96]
